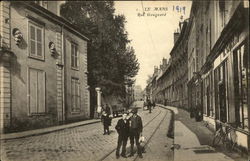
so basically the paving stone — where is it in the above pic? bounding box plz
[1,107,166,161]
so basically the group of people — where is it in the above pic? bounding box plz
[101,108,144,159]
[144,100,156,113]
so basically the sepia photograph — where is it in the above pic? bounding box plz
[0,1,249,161]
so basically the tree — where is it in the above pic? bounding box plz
[60,1,139,105]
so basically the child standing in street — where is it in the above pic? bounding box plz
[101,110,110,135]
[115,113,130,158]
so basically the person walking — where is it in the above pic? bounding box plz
[128,108,143,158]
[148,100,152,113]
[115,113,130,159]
[101,110,110,135]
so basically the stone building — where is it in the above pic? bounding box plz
[150,19,190,109]
[146,0,249,151]
[0,1,90,133]
[187,0,249,151]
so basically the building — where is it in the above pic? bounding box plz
[149,18,190,109]
[0,1,90,133]
[134,85,143,101]
[187,0,249,151]
[146,0,249,152]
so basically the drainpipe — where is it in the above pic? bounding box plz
[61,26,65,123]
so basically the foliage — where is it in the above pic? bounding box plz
[61,1,139,97]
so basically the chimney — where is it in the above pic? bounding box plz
[174,31,180,44]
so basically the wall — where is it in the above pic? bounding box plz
[7,3,61,131]
[64,29,89,122]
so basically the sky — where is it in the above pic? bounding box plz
[114,1,192,89]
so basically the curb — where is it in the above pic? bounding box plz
[157,104,175,139]
[1,120,101,141]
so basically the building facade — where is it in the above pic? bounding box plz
[134,85,143,101]
[0,1,90,133]
[149,19,190,109]
[198,0,250,150]
[187,0,249,150]
[147,0,249,151]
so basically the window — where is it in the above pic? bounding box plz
[28,68,46,114]
[71,78,80,112]
[233,42,249,130]
[29,22,44,60]
[214,61,228,122]
[71,43,79,69]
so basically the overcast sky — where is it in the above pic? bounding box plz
[114,1,192,89]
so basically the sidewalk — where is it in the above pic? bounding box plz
[0,119,101,140]
[158,104,246,161]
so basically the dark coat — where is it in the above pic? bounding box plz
[101,114,111,126]
[129,115,143,133]
[115,119,130,137]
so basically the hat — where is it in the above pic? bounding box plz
[131,108,138,114]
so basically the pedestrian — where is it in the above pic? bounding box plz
[101,110,110,135]
[115,113,130,159]
[148,100,152,113]
[128,108,143,158]
[152,101,155,109]
[105,104,111,115]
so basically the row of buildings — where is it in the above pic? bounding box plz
[146,0,249,151]
[0,1,90,133]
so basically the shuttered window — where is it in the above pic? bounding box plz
[71,43,79,69]
[28,68,46,114]
[29,22,44,59]
[71,78,80,112]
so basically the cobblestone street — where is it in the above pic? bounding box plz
[1,107,172,161]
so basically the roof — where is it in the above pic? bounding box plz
[17,1,89,41]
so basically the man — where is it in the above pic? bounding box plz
[148,100,152,113]
[101,110,110,135]
[128,108,143,158]
[115,113,130,159]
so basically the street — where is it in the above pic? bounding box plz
[1,102,173,161]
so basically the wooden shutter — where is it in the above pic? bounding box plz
[76,80,80,110]
[29,68,45,114]
[30,25,36,55]
[71,44,75,67]
[36,28,42,56]
[75,45,79,68]
[71,78,75,110]
[37,71,45,113]
[29,69,37,114]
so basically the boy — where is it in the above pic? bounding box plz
[115,113,130,158]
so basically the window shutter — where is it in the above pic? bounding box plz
[71,79,75,110]
[30,26,36,55]
[29,69,38,114]
[38,71,45,113]
[36,28,42,56]
[71,44,75,67]
[76,46,79,68]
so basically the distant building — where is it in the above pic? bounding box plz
[134,85,143,101]
[0,1,90,133]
